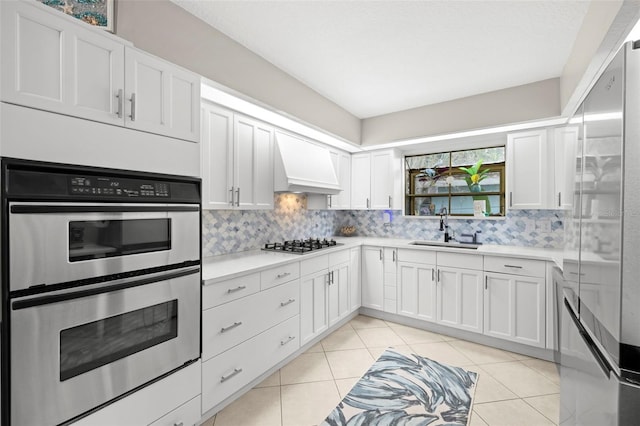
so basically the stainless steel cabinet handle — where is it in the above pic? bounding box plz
[281,336,296,346]
[115,89,123,118]
[229,187,235,206]
[558,192,562,207]
[379,249,383,260]
[220,321,242,333]
[392,250,396,262]
[280,298,295,307]
[129,93,136,121]
[509,191,513,207]
[504,264,523,269]
[388,196,392,208]
[367,198,370,209]
[276,272,291,279]
[235,187,240,207]
[485,275,488,289]
[437,269,440,282]
[220,368,243,383]
[227,285,246,293]
[328,195,332,208]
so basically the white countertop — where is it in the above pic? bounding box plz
[202,237,563,283]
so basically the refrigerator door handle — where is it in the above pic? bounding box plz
[564,298,613,378]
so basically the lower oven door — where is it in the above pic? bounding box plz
[9,267,200,426]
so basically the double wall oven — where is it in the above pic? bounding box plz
[0,158,202,426]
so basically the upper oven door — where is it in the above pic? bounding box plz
[8,202,200,293]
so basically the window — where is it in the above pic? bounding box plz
[405,146,506,217]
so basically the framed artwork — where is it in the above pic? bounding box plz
[38,0,115,32]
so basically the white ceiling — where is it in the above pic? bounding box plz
[172,1,590,119]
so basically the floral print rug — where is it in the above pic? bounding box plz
[322,348,478,426]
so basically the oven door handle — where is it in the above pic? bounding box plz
[11,267,200,310]
[10,205,199,214]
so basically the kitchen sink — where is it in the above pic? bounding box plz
[409,241,481,250]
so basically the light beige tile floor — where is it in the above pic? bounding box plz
[205,315,560,426]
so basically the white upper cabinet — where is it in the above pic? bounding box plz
[124,49,200,142]
[552,126,579,210]
[1,0,200,142]
[507,130,548,210]
[329,150,351,209]
[351,150,402,210]
[201,102,274,210]
[507,127,578,210]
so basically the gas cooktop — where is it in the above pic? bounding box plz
[262,238,342,254]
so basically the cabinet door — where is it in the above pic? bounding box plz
[484,272,545,347]
[397,262,436,321]
[235,115,274,210]
[300,270,329,345]
[201,102,234,209]
[328,263,350,327]
[329,151,352,210]
[437,266,483,333]
[351,153,371,209]
[125,48,200,142]
[1,0,124,125]
[507,130,548,209]
[361,246,384,310]
[553,126,579,210]
[371,150,396,209]
[349,247,361,312]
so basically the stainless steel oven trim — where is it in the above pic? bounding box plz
[11,266,200,310]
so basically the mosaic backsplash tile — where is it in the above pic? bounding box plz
[202,194,565,257]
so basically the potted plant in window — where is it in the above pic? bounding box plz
[459,160,491,215]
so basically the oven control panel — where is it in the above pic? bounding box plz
[69,176,171,198]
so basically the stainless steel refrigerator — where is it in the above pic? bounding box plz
[560,40,640,425]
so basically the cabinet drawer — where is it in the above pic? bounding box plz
[149,396,201,426]
[437,251,483,270]
[202,280,299,361]
[484,256,545,278]
[329,248,350,266]
[301,254,329,276]
[397,248,436,265]
[203,273,260,310]
[261,262,300,290]
[202,315,300,414]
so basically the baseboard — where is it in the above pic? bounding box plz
[359,307,555,362]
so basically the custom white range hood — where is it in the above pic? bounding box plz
[274,131,341,195]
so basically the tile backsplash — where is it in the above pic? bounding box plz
[202,194,564,257]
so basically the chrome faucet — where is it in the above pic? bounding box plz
[438,207,453,242]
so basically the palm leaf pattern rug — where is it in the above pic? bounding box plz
[322,348,478,426]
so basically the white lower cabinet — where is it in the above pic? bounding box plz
[349,247,361,312]
[300,250,352,345]
[396,248,437,321]
[436,266,484,333]
[202,315,300,412]
[483,256,546,347]
[149,396,201,426]
[435,252,484,333]
[362,246,384,310]
[300,268,330,345]
[201,266,301,416]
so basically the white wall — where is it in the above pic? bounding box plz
[361,78,560,146]
[115,0,361,144]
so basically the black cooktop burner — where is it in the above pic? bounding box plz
[262,238,342,254]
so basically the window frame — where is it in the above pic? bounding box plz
[404,146,506,218]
